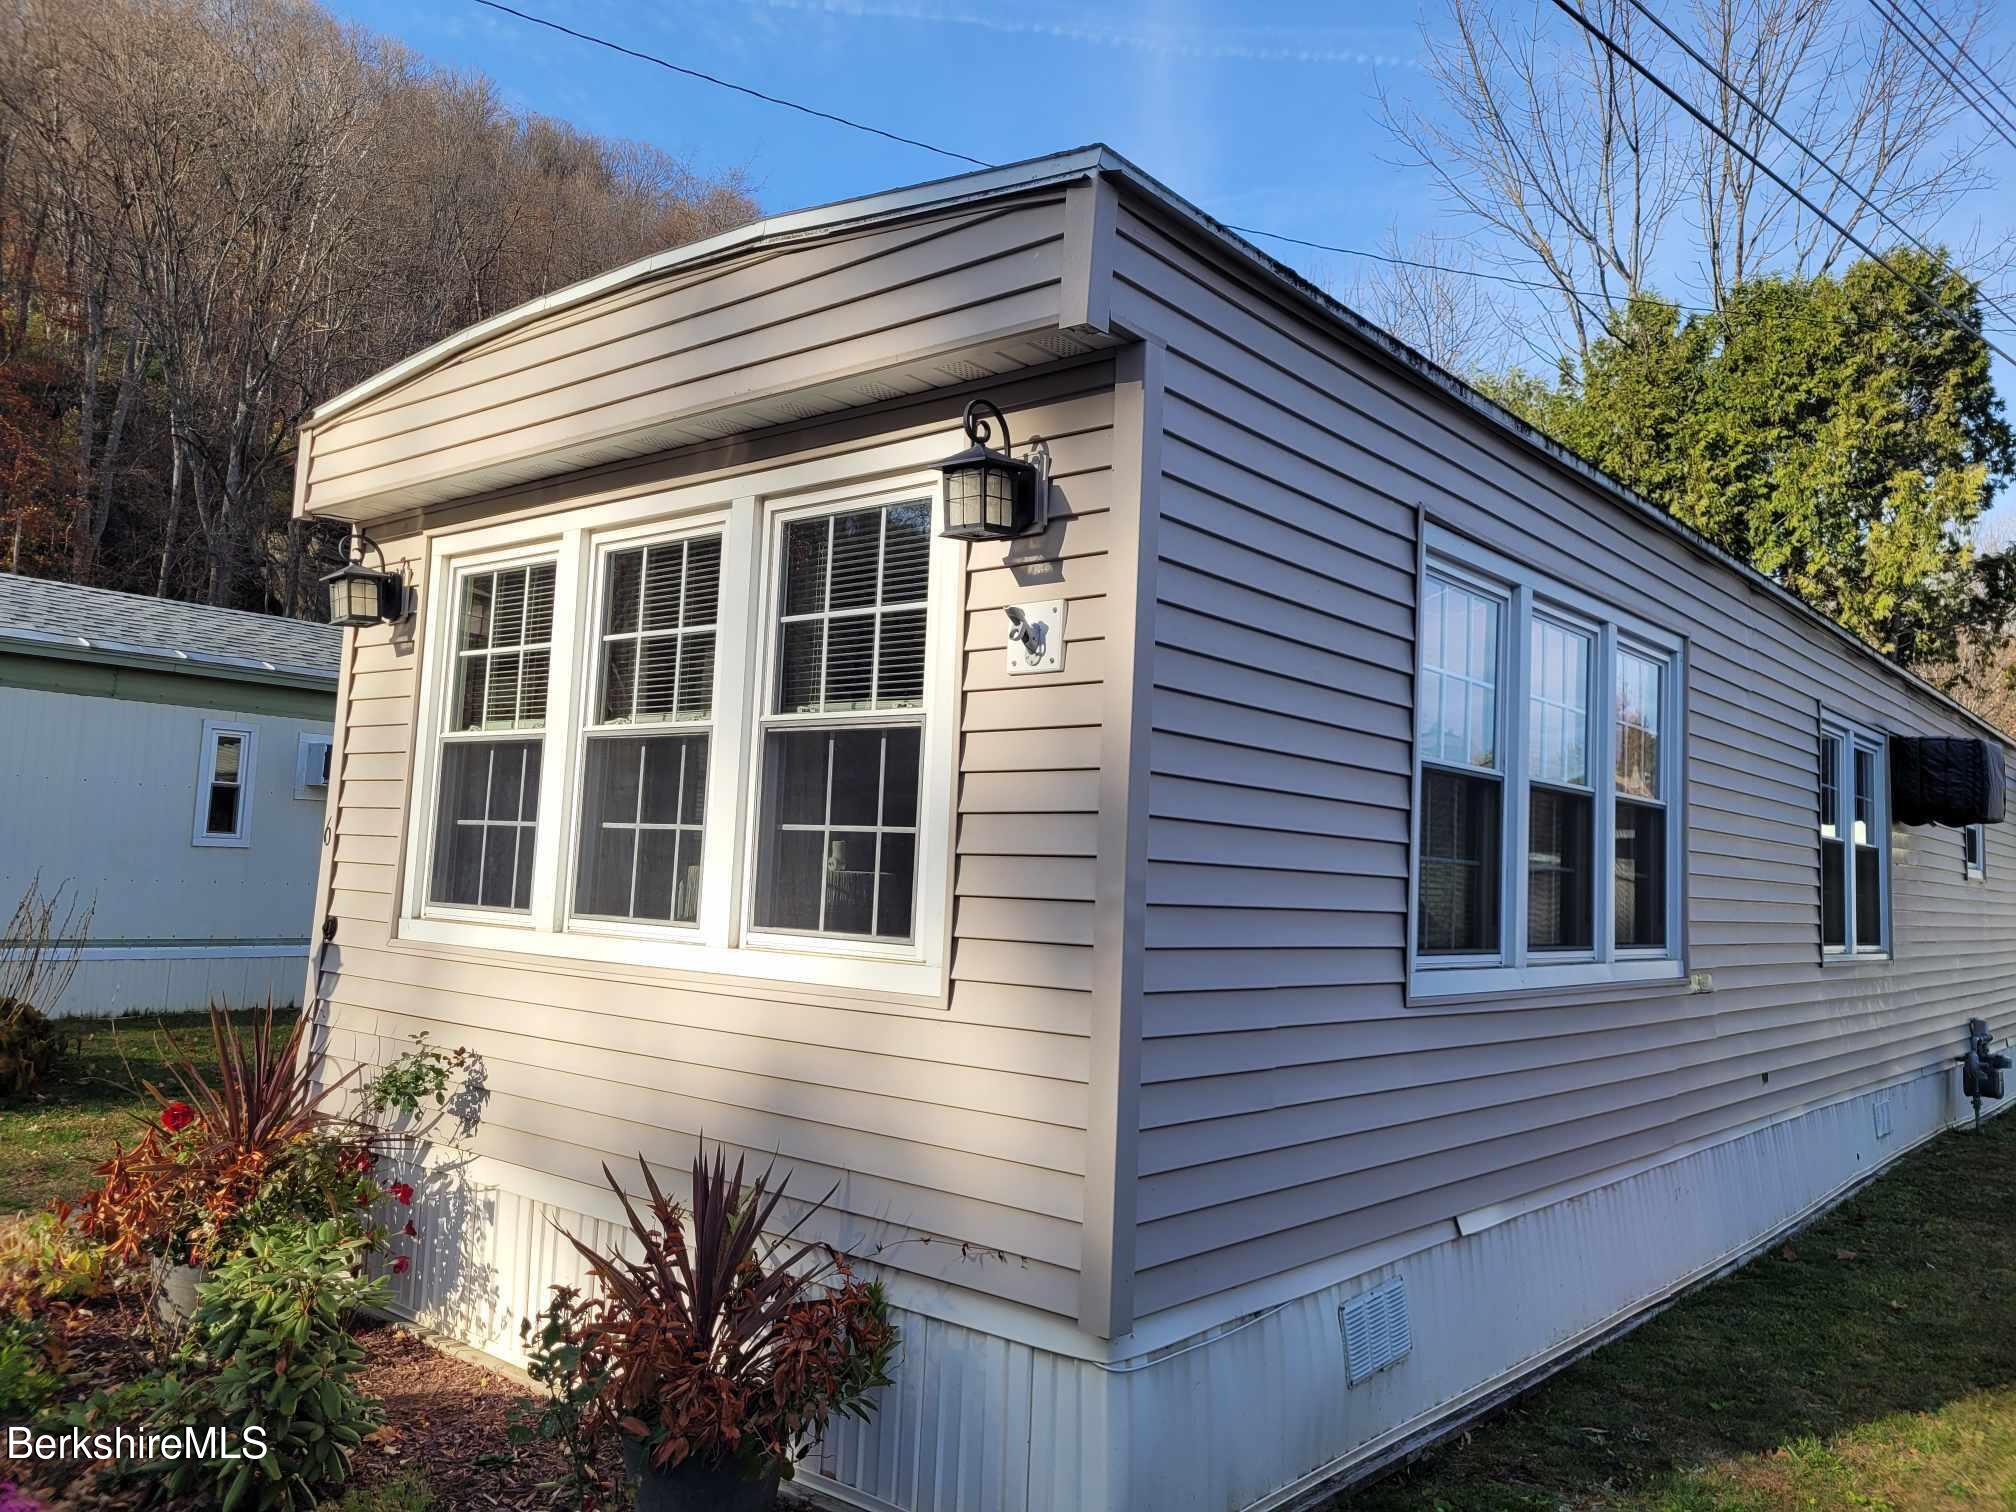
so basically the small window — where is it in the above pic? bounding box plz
[751,500,930,943]
[193,720,256,847]
[428,560,556,912]
[1964,822,1986,881]
[1819,718,1887,956]
[295,734,333,800]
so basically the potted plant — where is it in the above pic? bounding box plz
[79,1000,407,1322]
[530,1146,897,1511]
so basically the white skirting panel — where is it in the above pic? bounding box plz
[802,1064,1984,1512]
[53,951,308,1018]
[381,1067,1987,1512]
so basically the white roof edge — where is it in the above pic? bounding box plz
[0,624,336,686]
[303,145,1116,431]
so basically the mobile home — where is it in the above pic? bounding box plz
[293,147,2014,1512]
[0,574,338,1016]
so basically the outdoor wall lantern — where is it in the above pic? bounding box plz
[321,527,409,627]
[936,398,1049,542]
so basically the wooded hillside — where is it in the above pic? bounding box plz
[0,0,758,617]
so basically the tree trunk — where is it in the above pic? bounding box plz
[88,321,146,555]
[157,406,184,597]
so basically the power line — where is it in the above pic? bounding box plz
[1619,0,2016,333]
[1869,0,2016,154]
[1227,222,2016,333]
[1545,0,2016,367]
[464,0,993,169]
[465,0,2016,349]
[1902,0,2016,125]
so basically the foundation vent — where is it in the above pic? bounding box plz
[1340,1275,1412,1386]
[1873,1098,1893,1140]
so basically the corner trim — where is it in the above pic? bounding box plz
[1081,338,1162,1339]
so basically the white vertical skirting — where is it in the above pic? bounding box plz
[53,953,308,1018]
[391,1068,1986,1512]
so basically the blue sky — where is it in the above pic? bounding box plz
[326,0,2016,527]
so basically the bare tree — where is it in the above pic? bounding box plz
[0,0,758,615]
[1382,0,2000,359]
[1343,228,1517,373]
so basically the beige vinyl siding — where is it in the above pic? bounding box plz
[299,198,1079,519]
[1112,199,2016,1319]
[311,365,1116,1322]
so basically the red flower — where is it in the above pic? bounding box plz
[389,1182,414,1206]
[391,1255,410,1274]
[346,1148,375,1173]
[402,1220,417,1238]
[160,1102,196,1133]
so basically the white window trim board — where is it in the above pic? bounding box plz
[398,464,958,999]
[193,718,257,848]
[1406,519,1689,1004]
[1964,822,1987,882]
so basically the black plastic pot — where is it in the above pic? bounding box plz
[621,1438,781,1512]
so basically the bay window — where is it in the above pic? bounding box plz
[1819,717,1888,956]
[404,476,952,993]
[1412,530,1685,999]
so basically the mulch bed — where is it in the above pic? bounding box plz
[2,1299,633,1510]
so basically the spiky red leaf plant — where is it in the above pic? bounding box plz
[554,1145,896,1483]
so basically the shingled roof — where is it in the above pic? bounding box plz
[0,573,339,685]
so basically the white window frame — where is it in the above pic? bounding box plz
[397,464,958,997]
[740,489,939,965]
[417,541,566,922]
[193,718,256,848]
[294,733,333,800]
[1964,822,1987,882]
[1409,526,1687,1001]
[1819,713,1890,959]
[560,512,728,945]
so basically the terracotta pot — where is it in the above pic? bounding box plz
[620,1438,780,1512]
[150,1258,206,1328]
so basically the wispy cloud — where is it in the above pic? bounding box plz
[742,0,1420,68]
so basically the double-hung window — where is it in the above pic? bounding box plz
[1964,823,1987,881]
[428,560,556,912]
[1412,529,1685,999]
[1818,717,1888,955]
[573,534,720,927]
[751,500,930,944]
[405,475,952,993]
[193,719,256,848]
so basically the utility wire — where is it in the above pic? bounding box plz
[465,0,2016,346]
[465,0,993,168]
[1869,0,2016,153]
[1902,0,2016,126]
[1618,0,2016,332]
[1545,0,2016,366]
[1229,222,2016,333]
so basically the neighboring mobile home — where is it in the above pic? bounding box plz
[292,147,2015,1512]
[0,574,338,1016]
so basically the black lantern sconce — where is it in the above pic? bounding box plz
[936,399,1050,542]
[321,527,409,628]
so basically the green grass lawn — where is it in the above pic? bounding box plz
[1337,1108,2016,1511]
[0,1008,298,1216]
